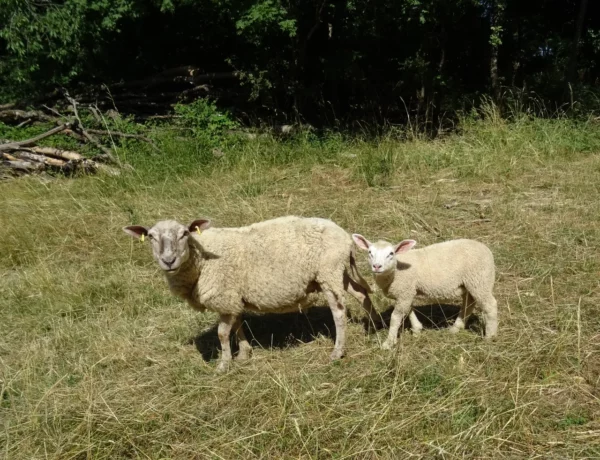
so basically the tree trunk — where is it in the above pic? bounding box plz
[489,0,502,102]
[565,0,589,90]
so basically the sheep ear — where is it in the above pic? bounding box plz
[352,234,371,250]
[394,239,416,254]
[189,219,211,233]
[123,225,149,239]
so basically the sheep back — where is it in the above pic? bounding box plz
[387,239,495,300]
[189,216,354,314]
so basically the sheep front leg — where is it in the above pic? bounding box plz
[217,314,237,373]
[382,299,412,350]
[325,291,347,361]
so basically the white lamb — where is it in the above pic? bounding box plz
[123,216,378,372]
[351,235,498,349]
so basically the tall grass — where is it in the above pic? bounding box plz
[1,106,600,458]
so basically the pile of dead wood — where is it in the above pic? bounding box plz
[1,144,118,177]
[6,66,240,121]
[0,91,160,178]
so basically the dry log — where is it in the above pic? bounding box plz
[12,151,67,168]
[27,146,84,162]
[0,109,53,125]
[2,152,19,161]
[3,160,45,173]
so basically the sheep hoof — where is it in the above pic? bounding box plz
[236,346,252,361]
[329,349,344,361]
[448,326,460,334]
[381,340,395,350]
[216,361,231,373]
[412,328,423,336]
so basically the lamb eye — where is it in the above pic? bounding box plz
[180,231,189,239]
[389,252,394,257]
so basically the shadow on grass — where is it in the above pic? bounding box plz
[190,306,338,362]
[378,303,483,335]
[190,303,483,362]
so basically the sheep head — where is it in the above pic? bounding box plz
[123,219,211,273]
[352,234,416,274]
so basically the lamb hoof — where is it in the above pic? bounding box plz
[448,326,460,334]
[329,349,344,361]
[216,361,231,373]
[412,328,423,336]
[381,340,395,350]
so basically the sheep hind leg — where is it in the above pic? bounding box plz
[233,317,252,361]
[324,290,347,361]
[344,273,380,329]
[408,311,423,335]
[216,314,237,373]
[450,292,476,334]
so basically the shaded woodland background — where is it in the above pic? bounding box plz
[0,0,598,128]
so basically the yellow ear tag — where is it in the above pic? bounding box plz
[141,234,145,243]
[195,227,202,235]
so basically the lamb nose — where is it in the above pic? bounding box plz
[373,264,382,270]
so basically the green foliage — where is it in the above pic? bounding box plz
[235,0,297,40]
[0,0,136,95]
[173,99,239,146]
[0,0,599,122]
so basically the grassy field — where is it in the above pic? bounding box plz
[1,113,600,458]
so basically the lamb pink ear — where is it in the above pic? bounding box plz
[123,225,149,239]
[395,239,416,254]
[188,219,212,233]
[352,234,371,251]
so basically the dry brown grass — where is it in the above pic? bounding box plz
[1,118,600,458]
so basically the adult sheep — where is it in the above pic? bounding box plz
[124,216,378,372]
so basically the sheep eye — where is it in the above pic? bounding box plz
[180,231,189,240]
[389,252,394,257]
[147,234,155,241]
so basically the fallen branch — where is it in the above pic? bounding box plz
[64,90,122,166]
[0,123,72,151]
[86,128,160,152]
